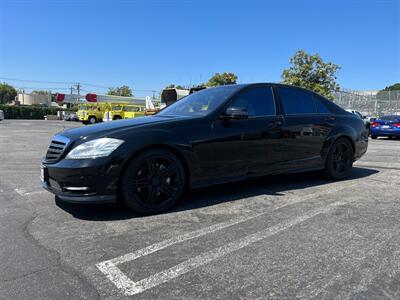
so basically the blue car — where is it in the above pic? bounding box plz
[370,115,400,139]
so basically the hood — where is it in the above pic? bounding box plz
[57,115,186,141]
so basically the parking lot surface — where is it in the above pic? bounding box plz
[0,119,399,299]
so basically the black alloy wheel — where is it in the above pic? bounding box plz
[120,149,185,214]
[324,138,354,180]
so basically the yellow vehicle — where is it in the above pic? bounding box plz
[107,104,145,120]
[77,103,107,124]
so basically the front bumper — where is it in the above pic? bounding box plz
[41,157,122,204]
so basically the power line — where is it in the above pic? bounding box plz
[79,82,111,89]
[1,76,160,94]
[0,77,76,85]
[14,86,72,90]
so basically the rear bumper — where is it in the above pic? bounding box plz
[370,128,400,136]
[354,138,368,161]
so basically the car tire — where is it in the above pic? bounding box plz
[324,138,354,180]
[88,116,97,124]
[120,149,186,214]
[371,135,377,139]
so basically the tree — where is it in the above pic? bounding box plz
[206,72,238,87]
[165,84,185,89]
[31,90,49,95]
[107,85,133,97]
[382,83,400,91]
[376,83,400,100]
[282,50,340,99]
[0,83,17,104]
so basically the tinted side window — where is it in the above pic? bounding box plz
[229,87,275,117]
[278,87,315,114]
[313,96,331,113]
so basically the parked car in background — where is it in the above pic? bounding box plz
[77,103,106,124]
[346,109,369,125]
[346,109,371,133]
[63,112,79,121]
[41,83,368,214]
[370,115,400,139]
[107,104,146,120]
[0,110,4,121]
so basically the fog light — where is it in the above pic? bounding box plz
[64,186,90,191]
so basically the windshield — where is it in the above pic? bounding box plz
[157,85,243,117]
[354,111,363,119]
[78,105,87,110]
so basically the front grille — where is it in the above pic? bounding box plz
[45,135,70,162]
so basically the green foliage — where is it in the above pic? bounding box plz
[31,90,49,95]
[206,72,238,87]
[165,84,185,89]
[376,83,400,100]
[0,104,62,119]
[382,83,400,91]
[282,50,340,99]
[0,83,17,104]
[107,85,133,97]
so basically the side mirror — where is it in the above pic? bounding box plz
[221,107,249,120]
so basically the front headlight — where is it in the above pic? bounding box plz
[66,138,124,159]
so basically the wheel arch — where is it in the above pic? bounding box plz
[116,144,192,200]
[336,135,355,155]
[322,128,357,160]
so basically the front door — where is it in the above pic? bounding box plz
[203,85,283,182]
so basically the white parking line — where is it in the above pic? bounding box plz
[15,188,46,196]
[97,199,355,295]
[96,179,362,296]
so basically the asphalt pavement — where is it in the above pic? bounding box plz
[0,119,399,299]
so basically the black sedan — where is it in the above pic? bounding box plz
[41,83,368,214]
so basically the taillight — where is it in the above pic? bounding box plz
[394,123,400,128]
[371,122,379,127]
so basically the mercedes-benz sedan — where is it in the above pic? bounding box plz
[41,83,368,214]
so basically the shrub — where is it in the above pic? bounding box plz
[0,105,63,119]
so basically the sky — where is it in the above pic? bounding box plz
[0,0,399,97]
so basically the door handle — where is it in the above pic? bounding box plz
[267,121,282,128]
[325,116,335,122]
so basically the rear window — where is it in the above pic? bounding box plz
[278,87,315,114]
[313,96,331,113]
[380,115,400,121]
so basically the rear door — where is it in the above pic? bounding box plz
[276,86,334,169]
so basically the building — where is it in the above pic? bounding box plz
[16,93,52,106]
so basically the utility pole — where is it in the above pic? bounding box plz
[77,83,81,99]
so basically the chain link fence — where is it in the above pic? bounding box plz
[332,90,400,117]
